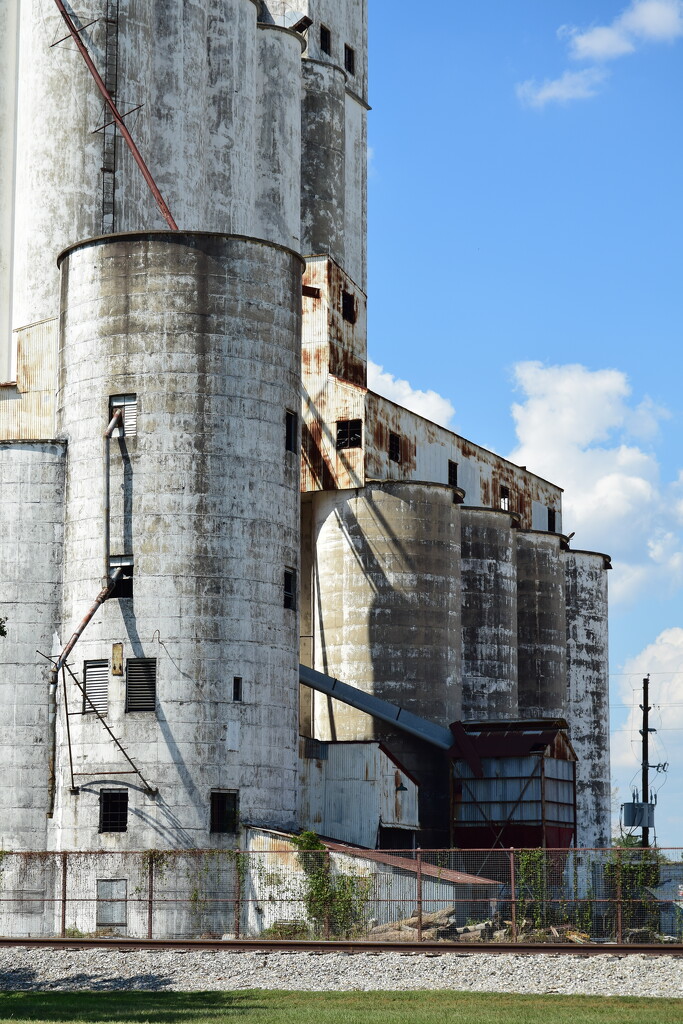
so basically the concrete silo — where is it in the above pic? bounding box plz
[52,231,303,849]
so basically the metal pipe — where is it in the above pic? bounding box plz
[47,571,122,814]
[104,408,122,580]
[52,0,178,230]
[299,664,454,751]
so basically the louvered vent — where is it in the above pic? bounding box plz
[125,658,157,712]
[110,394,137,437]
[83,660,108,714]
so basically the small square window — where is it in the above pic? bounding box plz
[108,556,133,599]
[96,879,127,927]
[320,24,331,55]
[341,290,356,324]
[548,508,557,532]
[344,44,355,75]
[109,394,137,437]
[125,658,157,712]
[99,790,128,833]
[284,567,297,610]
[210,791,238,834]
[448,460,458,487]
[83,660,108,715]
[233,676,243,702]
[500,486,510,512]
[336,419,362,450]
[285,410,298,453]
[389,432,401,464]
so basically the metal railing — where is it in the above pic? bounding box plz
[0,847,681,944]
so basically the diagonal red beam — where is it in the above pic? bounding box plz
[53,0,178,230]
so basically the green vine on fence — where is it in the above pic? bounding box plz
[289,830,371,939]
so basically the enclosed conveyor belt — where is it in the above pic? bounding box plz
[299,664,454,751]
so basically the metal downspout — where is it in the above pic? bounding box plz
[104,408,122,580]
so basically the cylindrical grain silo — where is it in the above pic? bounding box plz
[11,0,105,330]
[311,481,461,844]
[564,549,611,847]
[0,440,65,851]
[300,59,346,268]
[116,0,260,236]
[516,532,567,719]
[0,0,19,377]
[253,24,303,250]
[52,232,302,852]
[460,508,518,720]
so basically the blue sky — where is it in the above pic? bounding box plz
[366,1,683,846]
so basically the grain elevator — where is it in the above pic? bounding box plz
[0,0,610,878]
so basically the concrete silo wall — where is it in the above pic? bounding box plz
[0,441,65,851]
[460,509,518,721]
[52,232,302,850]
[516,532,567,719]
[565,550,611,847]
[311,481,461,843]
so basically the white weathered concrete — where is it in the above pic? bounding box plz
[0,0,19,381]
[0,440,65,851]
[52,233,302,851]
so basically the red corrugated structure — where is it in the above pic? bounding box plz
[450,720,577,850]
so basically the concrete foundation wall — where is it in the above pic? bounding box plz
[51,232,302,850]
[0,440,65,851]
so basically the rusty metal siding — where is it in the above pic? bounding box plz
[0,319,57,440]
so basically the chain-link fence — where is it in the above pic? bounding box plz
[0,847,681,943]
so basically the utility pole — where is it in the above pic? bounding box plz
[640,675,651,848]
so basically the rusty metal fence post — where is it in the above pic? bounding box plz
[509,848,517,943]
[234,851,242,939]
[147,854,154,940]
[324,850,331,940]
[616,848,623,944]
[60,851,68,938]
[416,851,423,942]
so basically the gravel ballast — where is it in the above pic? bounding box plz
[0,947,682,998]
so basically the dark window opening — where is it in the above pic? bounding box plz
[99,790,128,833]
[302,284,321,298]
[336,418,362,450]
[499,486,510,512]
[109,556,133,599]
[389,432,401,464]
[96,879,127,927]
[125,658,157,712]
[548,508,557,532]
[83,660,108,715]
[285,410,298,453]
[344,44,355,75]
[341,290,356,323]
[210,790,238,833]
[284,567,297,610]
[320,24,331,54]
[233,676,243,702]
[448,460,458,487]
[109,394,137,437]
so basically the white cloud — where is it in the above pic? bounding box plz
[367,360,456,429]
[611,628,683,845]
[507,361,683,602]
[516,68,608,109]
[568,0,683,59]
[518,1,683,107]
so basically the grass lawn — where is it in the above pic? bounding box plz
[0,990,682,1024]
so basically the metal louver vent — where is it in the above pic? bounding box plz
[83,660,108,714]
[110,394,137,437]
[125,658,157,712]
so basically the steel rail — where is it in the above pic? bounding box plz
[0,937,681,956]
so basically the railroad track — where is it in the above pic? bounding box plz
[1,937,682,956]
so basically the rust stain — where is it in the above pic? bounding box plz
[329,342,366,387]
[302,418,336,492]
